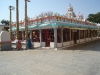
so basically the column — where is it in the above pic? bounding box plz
[91,30,92,40]
[54,28,57,50]
[72,29,74,51]
[79,30,80,43]
[84,30,86,42]
[61,28,63,47]
[29,30,34,48]
[70,29,72,45]
[30,30,32,41]
[88,30,89,41]
[13,32,16,40]
[16,0,19,40]
[40,29,42,47]
[22,31,24,40]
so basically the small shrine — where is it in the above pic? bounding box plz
[0,31,12,51]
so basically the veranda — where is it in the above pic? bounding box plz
[11,15,98,49]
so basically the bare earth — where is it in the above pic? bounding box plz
[0,39,100,75]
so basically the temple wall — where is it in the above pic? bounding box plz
[88,38,92,41]
[50,41,74,48]
[50,42,54,48]
[93,37,97,40]
[77,40,80,43]
[41,42,45,47]
[32,42,45,47]
[80,39,85,43]
[86,38,89,41]
[57,43,62,47]
[33,37,97,48]
[71,41,74,45]
[50,42,62,48]
[63,41,70,47]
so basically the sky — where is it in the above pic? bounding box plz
[0,0,100,22]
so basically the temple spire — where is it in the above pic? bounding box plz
[69,3,71,6]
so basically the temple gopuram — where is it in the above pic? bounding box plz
[11,4,98,49]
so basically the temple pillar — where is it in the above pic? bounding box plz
[84,30,86,42]
[70,29,72,45]
[91,30,92,40]
[30,30,32,41]
[13,31,16,40]
[40,29,42,47]
[61,28,63,47]
[22,31,24,40]
[54,28,57,50]
[79,30,80,43]
[88,30,89,41]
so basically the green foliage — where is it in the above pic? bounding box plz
[87,12,100,23]
[1,19,10,25]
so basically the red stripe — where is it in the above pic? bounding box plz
[0,41,11,43]
[1,41,11,42]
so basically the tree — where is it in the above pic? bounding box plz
[87,12,100,23]
[1,19,10,25]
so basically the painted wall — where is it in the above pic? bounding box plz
[0,31,11,50]
[0,25,9,32]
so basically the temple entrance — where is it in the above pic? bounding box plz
[42,29,50,47]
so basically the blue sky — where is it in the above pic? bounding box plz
[0,0,100,22]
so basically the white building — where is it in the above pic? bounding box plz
[0,24,9,32]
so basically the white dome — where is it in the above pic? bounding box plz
[66,11,76,18]
[77,12,84,19]
[66,4,76,18]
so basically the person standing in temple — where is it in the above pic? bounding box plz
[27,37,32,49]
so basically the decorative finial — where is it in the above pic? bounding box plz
[69,3,71,6]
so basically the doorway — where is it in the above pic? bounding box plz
[42,29,50,47]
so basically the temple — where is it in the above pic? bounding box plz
[11,4,98,49]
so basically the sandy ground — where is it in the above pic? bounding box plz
[0,39,100,75]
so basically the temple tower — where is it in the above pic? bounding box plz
[66,4,76,18]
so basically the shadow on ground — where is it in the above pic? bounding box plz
[64,39,100,51]
[1,47,37,51]
[1,48,24,51]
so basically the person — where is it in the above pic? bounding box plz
[17,40,22,50]
[27,37,32,49]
